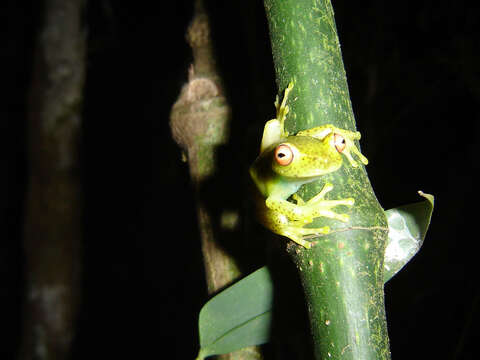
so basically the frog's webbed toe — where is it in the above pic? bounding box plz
[291,194,354,222]
[282,224,331,248]
[282,231,313,248]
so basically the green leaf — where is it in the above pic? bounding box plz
[383,191,434,282]
[195,192,434,358]
[196,267,273,360]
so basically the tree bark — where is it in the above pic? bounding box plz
[20,1,86,359]
[170,2,263,359]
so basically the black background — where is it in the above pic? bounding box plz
[3,1,478,359]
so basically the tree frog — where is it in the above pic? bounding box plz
[249,82,368,248]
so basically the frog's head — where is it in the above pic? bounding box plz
[271,133,345,179]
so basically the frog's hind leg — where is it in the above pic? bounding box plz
[283,224,331,249]
[281,230,314,249]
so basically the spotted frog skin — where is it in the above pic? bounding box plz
[249,82,368,248]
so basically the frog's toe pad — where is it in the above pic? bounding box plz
[288,236,312,249]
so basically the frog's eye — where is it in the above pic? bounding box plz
[274,144,294,166]
[334,134,346,153]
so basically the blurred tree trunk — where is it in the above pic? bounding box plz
[20,1,86,359]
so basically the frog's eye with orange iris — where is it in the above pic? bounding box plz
[274,144,294,166]
[334,134,346,153]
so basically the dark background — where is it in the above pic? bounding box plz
[3,0,478,359]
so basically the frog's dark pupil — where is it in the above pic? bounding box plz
[277,153,285,158]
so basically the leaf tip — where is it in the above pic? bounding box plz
[417,190,434,206]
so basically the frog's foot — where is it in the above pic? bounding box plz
[291,202,351,223]
[273,82,294,137]
[283,233,313,249]
[266,186,354,232]
[282,224,331,249]
[292,183,354,222]
[274,82,293,118]
[305,197,353,222]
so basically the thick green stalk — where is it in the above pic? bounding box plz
[264,1,391,359]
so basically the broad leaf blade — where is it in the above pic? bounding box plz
[384,191,434,282]
[196,267,273,359]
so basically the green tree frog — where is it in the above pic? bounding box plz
[250,83,368,248]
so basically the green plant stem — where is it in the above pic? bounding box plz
[264,0,391,359]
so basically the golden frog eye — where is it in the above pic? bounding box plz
[274,144,294,166]
[334,134,346,153]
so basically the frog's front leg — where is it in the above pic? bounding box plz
[259,82,294,153]
[291,183,354,222]
[265,183,355,248]
[266,184,354,222]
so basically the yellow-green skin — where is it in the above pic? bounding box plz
[250,83,368,248]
